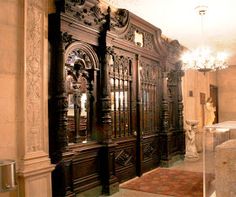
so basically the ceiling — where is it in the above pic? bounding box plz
[106,0,236,65]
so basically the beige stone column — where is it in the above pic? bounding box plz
[17,0,54,196]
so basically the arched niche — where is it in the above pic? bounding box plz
[64,41,99,144]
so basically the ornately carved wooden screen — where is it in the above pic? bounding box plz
[110,53,134,138]
[140,59,161,134]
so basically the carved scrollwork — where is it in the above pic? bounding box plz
[111,9,129,29]
[112,55,130,77]
[124,24,154,50]
[124,24,135,42]
[26,1,44,152]
[65,0,105,28]
[106,46,114,56]
[167,70,177,86]
[62,32,73,47]
[66,48,93,70]
[143,31,154,50]
[65,42,99,70]
[140,61,159,83]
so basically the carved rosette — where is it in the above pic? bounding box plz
[26,0,44,152]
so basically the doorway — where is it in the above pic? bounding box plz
[210,84,219,124]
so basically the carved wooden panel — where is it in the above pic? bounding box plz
[110,52,134,139]
[72,149,101,193]
[140,58,161,135]
[124,24,155,51]
[167,69,179,130]
[142,135,160,173]
[114,139,136,182]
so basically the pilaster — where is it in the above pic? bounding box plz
[18,0,54,196]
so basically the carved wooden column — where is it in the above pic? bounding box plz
[97,6,112,142]
[48,3,76,196]
[98,7,119,195]
[160,67,172,166]
[48,6,69,163]
[136,54,143,176]
[162,70,170,132]
[176,62,185,156]
[17,0,55,196]
[86,69,95,141]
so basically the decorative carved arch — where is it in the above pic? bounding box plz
[65,41,99,70]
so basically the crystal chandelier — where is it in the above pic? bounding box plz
[181,5,229,72]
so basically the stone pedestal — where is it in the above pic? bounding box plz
[205,128,230,151]
[195,129,203,153]
[215,139,236,197]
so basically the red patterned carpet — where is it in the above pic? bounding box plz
[121,168,204,197]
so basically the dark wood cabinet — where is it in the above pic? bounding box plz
[48,0,185,196]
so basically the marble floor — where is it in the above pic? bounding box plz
[104,153,212,197]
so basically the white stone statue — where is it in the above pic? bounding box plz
[185,120,199,161]
[205,97,216,126]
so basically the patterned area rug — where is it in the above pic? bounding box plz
[120,168,205,197]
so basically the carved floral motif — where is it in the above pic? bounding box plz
[140,61,159,83]
[64,0,129,30]
[26,1,44,152]
[124,24,154,50]
[112,55,130,77]
[66,48,93,69]
[65,1,104,28]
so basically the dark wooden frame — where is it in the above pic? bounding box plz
[48,0,185,196]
